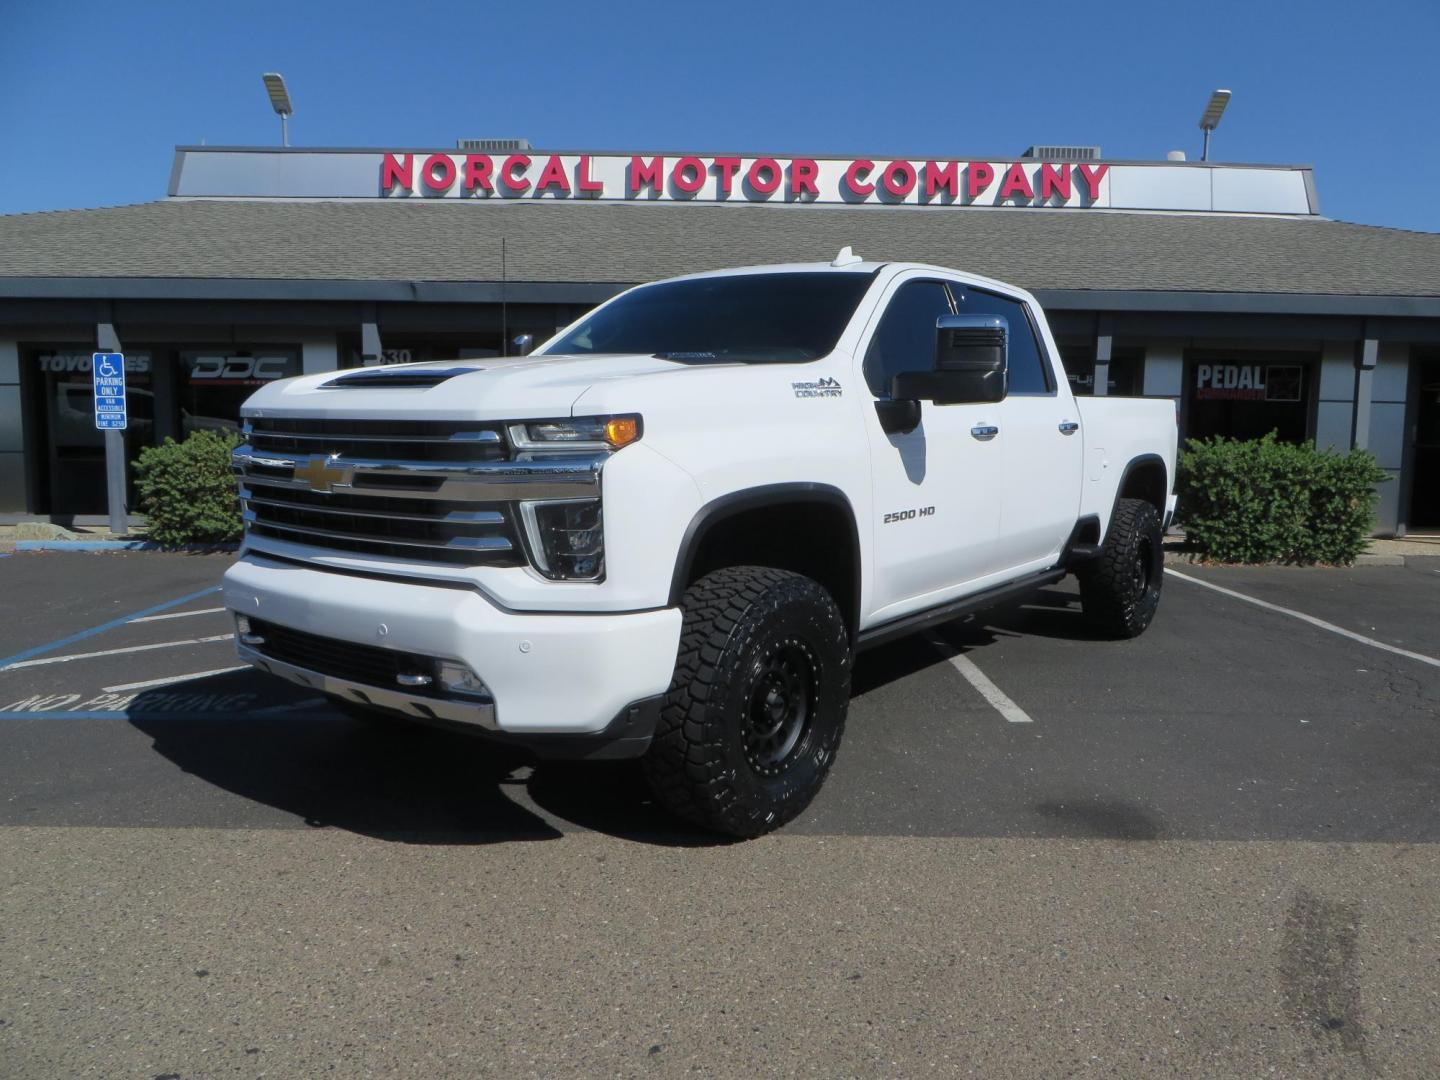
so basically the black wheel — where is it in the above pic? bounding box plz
[1078,498,1164,639]
[643,566,851,838]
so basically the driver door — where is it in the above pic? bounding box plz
[859,275,1005,624]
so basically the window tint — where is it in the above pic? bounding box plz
[955,287,1052,394]
[864,280,952,396]
[543,272,873,364]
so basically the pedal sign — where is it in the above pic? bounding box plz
[92,352,126,430]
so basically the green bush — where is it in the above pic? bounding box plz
[1176,433,1388,565]
[133,429,244,546]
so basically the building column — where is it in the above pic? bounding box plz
[1352,337,1378,450]
[0,338,24,512]
[1093,315,1113,397]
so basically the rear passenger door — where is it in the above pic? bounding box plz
[954,285,1083,571]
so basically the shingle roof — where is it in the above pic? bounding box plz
[1,198,1438,297]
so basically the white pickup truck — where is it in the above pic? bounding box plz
[224,253,1178,836]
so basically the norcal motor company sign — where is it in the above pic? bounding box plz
[378,152,1111,208]
[166,149,1318,215]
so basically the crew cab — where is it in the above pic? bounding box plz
[224,252,1178,836]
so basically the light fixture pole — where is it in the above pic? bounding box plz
[262,73,293,147]
[1198,88,1232,161]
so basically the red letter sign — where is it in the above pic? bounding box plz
[672,156,706,194]
[463,155,493,193]
[535,155,571,193]
[712,157,741,194]
[577,156,604,195]
[421,154,455,193]
[999,163,1034,200]
[500,155,531,193]
[881,160,917,198]
[1039,163,1071,200]
[382,153,414,193]
[630,156,665,195]
[789,158,819,196]
[966,162,995,199]
[924,161,959,198]
[844,159,875,197]
[1077,163,1109,200]
[747,158,781,195]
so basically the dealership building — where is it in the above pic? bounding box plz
[1,143,1438,533]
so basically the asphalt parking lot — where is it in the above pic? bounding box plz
[1,551,1438,1077]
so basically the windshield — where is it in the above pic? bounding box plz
[542,272,874,363]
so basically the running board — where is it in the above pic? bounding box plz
[856,569,1067,651]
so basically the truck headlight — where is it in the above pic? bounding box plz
[520,499,604,580]
[508,415,641,452]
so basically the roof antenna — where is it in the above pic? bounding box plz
[831,246,862,267]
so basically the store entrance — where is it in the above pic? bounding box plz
[1410,354,1440,531]
[29,350,156,516]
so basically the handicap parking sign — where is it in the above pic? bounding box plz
[93,352,127,430]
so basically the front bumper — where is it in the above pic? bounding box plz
[223,554,682,736]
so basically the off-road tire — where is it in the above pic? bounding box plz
[642,566,851,838]
[1078,498,1164,639]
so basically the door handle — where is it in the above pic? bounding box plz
[971,425,999,441]
[1059,420,1079,435]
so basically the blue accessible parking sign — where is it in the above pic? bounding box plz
[92,352,127,430]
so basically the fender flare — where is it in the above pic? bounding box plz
[1105,453,1170,538]
[667,482,863,625]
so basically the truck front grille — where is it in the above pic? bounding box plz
[233,417,605,568]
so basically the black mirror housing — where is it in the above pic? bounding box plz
[892,315,1008,405]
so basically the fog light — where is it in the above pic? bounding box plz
[235,613,265,647]
[437,661,492,701]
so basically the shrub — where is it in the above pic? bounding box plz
[133,429,244,546]
[1176,433,1389,565]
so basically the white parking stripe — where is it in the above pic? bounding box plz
[927,634,1034,724]
[1165,568,1440,670]
[102,666,249,692]
[128,607,227,624]
[0,634,235,671]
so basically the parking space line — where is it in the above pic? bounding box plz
[1,634,235,671]
[102,665,249,692]
[128,606,227,624]
[1165,568,1440,670]
[927,634,1034,724]
[0,585,222,669]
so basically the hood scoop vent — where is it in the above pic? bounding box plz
[325,366,481,389]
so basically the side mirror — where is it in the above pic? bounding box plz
[891,315,1008,405]
[512,333,536,356]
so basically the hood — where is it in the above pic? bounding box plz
[240,352,723,421]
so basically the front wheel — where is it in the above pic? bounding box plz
[1078,498,1164,639]
[643,566,851,838]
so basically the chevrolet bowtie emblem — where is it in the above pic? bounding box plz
[293,454,352,493]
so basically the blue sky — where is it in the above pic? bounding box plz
[2,0,1437,231]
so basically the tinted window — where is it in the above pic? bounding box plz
[543,272,873,364]
[955,287,1052,394]
[864,280,952,396]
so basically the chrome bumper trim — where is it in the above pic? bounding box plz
[237,642,499,731]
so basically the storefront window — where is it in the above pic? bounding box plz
[1185,353,1314,443]
[179,349,299,436]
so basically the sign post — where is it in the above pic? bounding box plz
[92,352,128,537]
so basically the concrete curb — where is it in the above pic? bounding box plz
[1163,550,1409,568]
[12,540,240,553]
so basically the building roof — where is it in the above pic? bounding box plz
[1,198,1438,306]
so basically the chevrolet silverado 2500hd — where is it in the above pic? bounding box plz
[224,252,1178,836]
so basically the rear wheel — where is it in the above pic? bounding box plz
[643,566,851,838]
[1078,498,1164,638]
